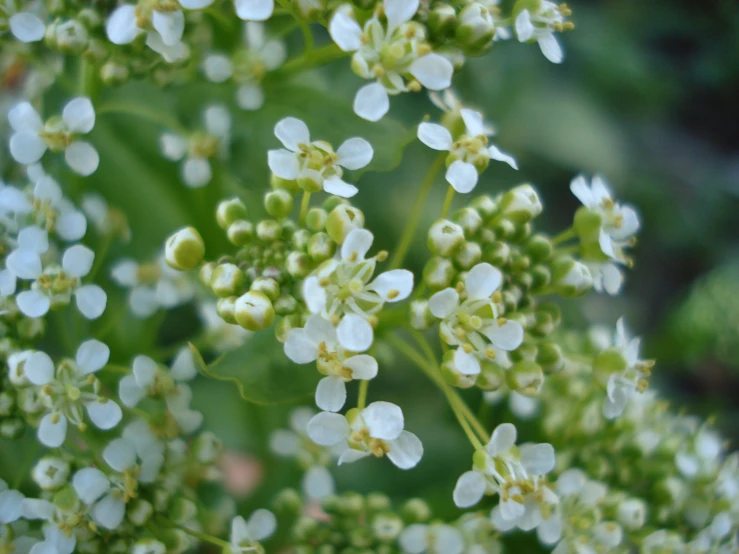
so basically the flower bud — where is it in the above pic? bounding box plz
[340,492,365,515]
[530,264,551,290]
[192,431,223,464]
[456,3,495,53]
[250,277,280,302]
[500,184,543,223]
[0,419,23,439]
[308,232,336,262]
[476,360,506,391]
[165,227,205,271]
[531,311,555,337]
[274,295,298,315]
[428,219,465,257]
[573,205,603,244]
[100,61,130,86]
[132,539,166,554]
[55,20,89,54]
[286,251,312,278]
[507,360,544,396]
[217,198,248,229]
[454,241,482,269]
[526,234,554,261]
[297,171,323,193]
[617,498,647,531]
[306,207,327,231]
[492,218,516,240]
[373,513,404,541]
[32,457,70,490]
[234,291,275,331]
[273,488,302,514]
[536,342,564,372]
[53,486,78,511]
[216,297,237,324]
[428,3,457,37]
[452,207,483,236]
[256,219,282,242]
[264,189,294,218]
[553,258,593,297]
[326,205,364,244]
[422,256,455,290]
[271,173,301,193]
[199,262,216,285]
[210,263,245,297]
[410,300,434,330]
[170,497,197,523]
[400,498,431,524]
[482,241,510,266]
[441,351,477,388]
[128,499,154,526]
[593,347,628,388]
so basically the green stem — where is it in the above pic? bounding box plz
[389,153,446,270]
[357,380,369,411]
[270,43,347,79]
[552,227,576,245]
[87,234,112,282]
[96,103,185,133]
[158,517,234,549]
[299,191,311,226]
[440,185,456,219]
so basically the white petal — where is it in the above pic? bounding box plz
[65,141,99,176]
[152,10,184,46]
[483,320,524,351]
[306,412,349,446]
[0,489,24,523]
[387,430,423,469]
[267,149,299,180]
[570,175,594,207]
[234,0,274,21]
[336,314,373,352]
[111,260,139,286]
[75,285,107,319]
[460,109,486,137]
[170,348,197,381]
[182,157,212,188]
[204,105,231,138]
[302,276,326,314]
[538,515,563,545]
[520,443,555,475]
[24,351,55,385]
[21,498,55,520]
[539,33,563,64]
[72,468,109,504]
[454,348,480,375]
[145,31,188,62]
[465,262,502,299]
[323,176,358,198]
[133,355,158,388]
[179,0,215,7]
[487,423,517,456]
[274,117,310,151]
[9,13,46,43]
[488,145,518,169]
[160,133,188,160]
[86,400,122,430]
[246,509,277,542]
[236,82,265,110]
[305,314,337,345]
[18,226,49,253]
[17,290,50,318]
[341,228,373,261]
[62,97,95,134]
[515,10,534,42]
[428,288,459,319]
[384,0,419,30]
[0,270,16,297]
[453,470,486,508]
[337,137,373,170]
[55,211,87,241]
[7,249,42,279]
[410,54,453,91]
[62,244,94,277]
[436,526,465,554]
[343,354,378,380]
[106,5,141,45]
[361,401,403,440]
[118,375,145,408]
[446,160,478,193]
[103,438,137,472]
[10,132,47,165]
[9,102,43,132]
[417,122,453,151]
[284,329,319,364]
[328,11,362,52]
[91,494,125,530]
[0,187,33,214]
[203,53,234,83]
[315,376,346,412]
[354,83,389,122]
[269,429,301,456]
[302,466,334,499]
[338,448,370,465]
[399,524,427,553]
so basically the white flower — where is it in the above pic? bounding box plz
[230,509,277,552]
[106,4,188,63]
[160,105,231,188]
[24,340,121,447]
[453,423,556,533]
[329,0,453,121]
[0,479,24,524]
[570,175,640,264]
[675,426,723,480]
[418,109,517,193]
[7,4,46,43]
[399,523,465,554]
[306,401,423,469]
[514,2,569,64]
[267,117,373,198]
[585,261,623,295]
[233,0,274,21]
[32,457,70,490]
[285,314,379,412]
[429,263,523,376]
[8,98,99,176]
[302,229,413,344]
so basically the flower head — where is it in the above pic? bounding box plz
[515,1,573,64]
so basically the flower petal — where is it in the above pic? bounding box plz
[75,285,107,320]
[24,351,54,385]
[267,149,299,180]
[236,82,265,110]
[182,157,212,188]
[454,348,480,375]
[453,470,486,508]
[103,438,137,472]
[234,0,274,21]
[336,314,373,352]
[9,102,42,132]
[428,288,459,319]
[368,269,413,302]
[343,354,378,380]
[151,10,184,46]
[62,97,95,134]
[10,132,47,165]
[9,12,46,43]
[65,141,99,176]
[483,319,524,351]
[361,401,404,440]
[519,443,555,475]
[38,413,67,447]
[62,244,94,278]
[306,412,349,446]
[354,83,389,122]
[341,228,373,261]
[106,5,141,44]
[86,400,122,430]
[387,430,423,469]
[417,122,453,151]
[284,329,318,364]
[315,376,347,412]
[91,494,125,530]
[302,466,334,499]
[72,468,109,504]
[302,276,326,314]
[445,160,478,193]
[338,448,370,465]
[246,509,277,542]
[488,145,518,169]
[323,176,358,198]
[329,11,362,52]
[274,117,310,151]
[487,422,517,456]
[465,262,502,299]
[6,249,42,279]
[538,33,563,64]
[409,53,453,91]
[384,0,419,30]
[17,290,50,318]
[336,137,373,170]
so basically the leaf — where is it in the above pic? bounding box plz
[189,332,319,405]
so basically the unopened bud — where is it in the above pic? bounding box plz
[423,256,455,290]
[400,498,431,523]
[454,241,482,269]
[306,207,328,231]
[216,296,238,324]
[55,20,89,54]
[553,258,593,297]
[456,3,495,53]
[326,205,365,244]
[409,300,434,330]
[536,342,564,372]
[428,219,465,257]
[128,499,154,526]
[507,360,544,396]
[428,3,457,37]
[256,219,282,242]
[250,277,280,301]
[617,498,647,531]
[308,232,336,262]
[192,431,223,464]
[210,263,245,297]
[100,60,130,86]
[165,227,205,271]
[452,207,483,236]
[216,198,248,229]
[264,189,294,218]
[234,291,275,331]
[476,360,506,391]
[286,251,312,278]
[32,457,70,490]
[500,184,543,223]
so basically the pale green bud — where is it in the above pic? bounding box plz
[271,173,300,194]
[78,8,101,28]
[537,342,564,372]
[32,457,70,490]
[553,258,593,297]
[210,263,245,297]
[476,360,506,391]
[274,294,299,315]
[234,291,275,331]
[55,20,89,53]
[295,0,326,19]
[275,314,300,342]
[217,198,248,229]
[452,207,483,236]
[500,184,543,223]
[593,347,628,388]
[128,499,154,526]
[428,3,457,37]
[308,232,336,262]
[507,360,544,396]
[216,297,237,324]
[454,241,482,269]
[526,234,554,260]
[401,498,431,523]
[53,486,78,511]
[100,60,129,86]
[264,189,294,218]
[366,493,391,512]
[326,205,365,244]
[306,207,328,231]
[482,241,510,266]
[227,220,253,246]
[428,219,465,257]
[340,492,365,515]
[170,497,197,523]
[423,256,455,290]
[470,195,498,219]
[373,513,403,541]
[442,351,477,388]
[492,218,516,240]
[165,227,205,271]
[617,498,647,531]
[273,488,302,513]
[250,277,280,302]
[256,219,282,242]
[573,206,603,244]
[286,251,312,278]
[456,3,495,53]
[409,300,434,330]
[192,431,223,464]
[0,419,23,439]
[199,262,216,286]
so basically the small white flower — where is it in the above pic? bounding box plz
[268,117,373,197]
[329,0,453,121]
[514,2,569,64]
[306,401,423,469]
[585,261,623,295]
[285,314,379,412]
[675,426,723,480]
[233,0,274,22]
[31,457,70,490]
[399,523,465,554]
[418,109,517,193]
[106,4,188,63]
[8,97,99,176]
[429,263,523,376]
[0,479,25,524]
[230,509,277,552]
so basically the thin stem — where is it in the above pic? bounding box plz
[389,153,446,270]
[96,103,185,133]
[87,234,112,282]
[270,43,347,79]
[409,329,439,367]
[158,517,233,549]
[440,185,456,219]
[299,191,311,226]
[552,227,576,245]
[357,380,369,411]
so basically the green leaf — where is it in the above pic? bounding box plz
[189,332,319,405]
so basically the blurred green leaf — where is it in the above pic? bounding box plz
[189,332,319,404]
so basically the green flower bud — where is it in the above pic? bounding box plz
[530,264,551,290]
[273,488,302,514]
[78,8,102,28]
[427,219,465,257]
[366,493,391,512]
[470,195,498,219]
[165,227,205,271]
[309,232,336,262]
[372,513,403,541]
[290,229,311,251]
[401,498,431,523]
[100,61,130,86]
[593,347,628,388]
[349,527,373,548]
[538,302,561,325]
[55,20,89,54]
[508,341,537,362]
[275,314,301,342]
[423,256,455,290]
[264,189,294,218]
[452,207,483,236]
[0,419,24,439]
[320,495,342,515]
[286,251,312,278]
[250,277,280,302]
[441,351,477,388]
[537,342,564,372]
[476,360,506,391]
[170,497,197,523]
[210,263,245,297]
[271,173,300,194]
[53,486,78,511]
[617,498,647,531]
[256,219,283,242]
[306,207,328,231]
[552,258,593,297]
[507,360,544,396]
[296,0,327,19]
[234,291,275,331]
[340,492,365,515]
[216,297,237,324]
[492,218,516,241]
[274,294,299,315]
[297,171,323,193]
[573,206,603,244]
[217,198,248,229]
[456,2,495,53]
[199,262,216,286]
[526,234,554,261]
[428,3,457,38]
[531,311,555,337]
[192,431,223,464]
[454,241,482,269]
[128,499,154,526]
[482,241,510,266]
[410,300,434,330]
[326,205,364,244]
[500,184,543,223]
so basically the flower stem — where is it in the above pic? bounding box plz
[440,185,456,219]
[158,517,233,549]
[389,153,446,270]
[552,227,576,245]
[357,380,369,411]
[270,43,347,79]
[299,191,311,226]
[96,102,186,133]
